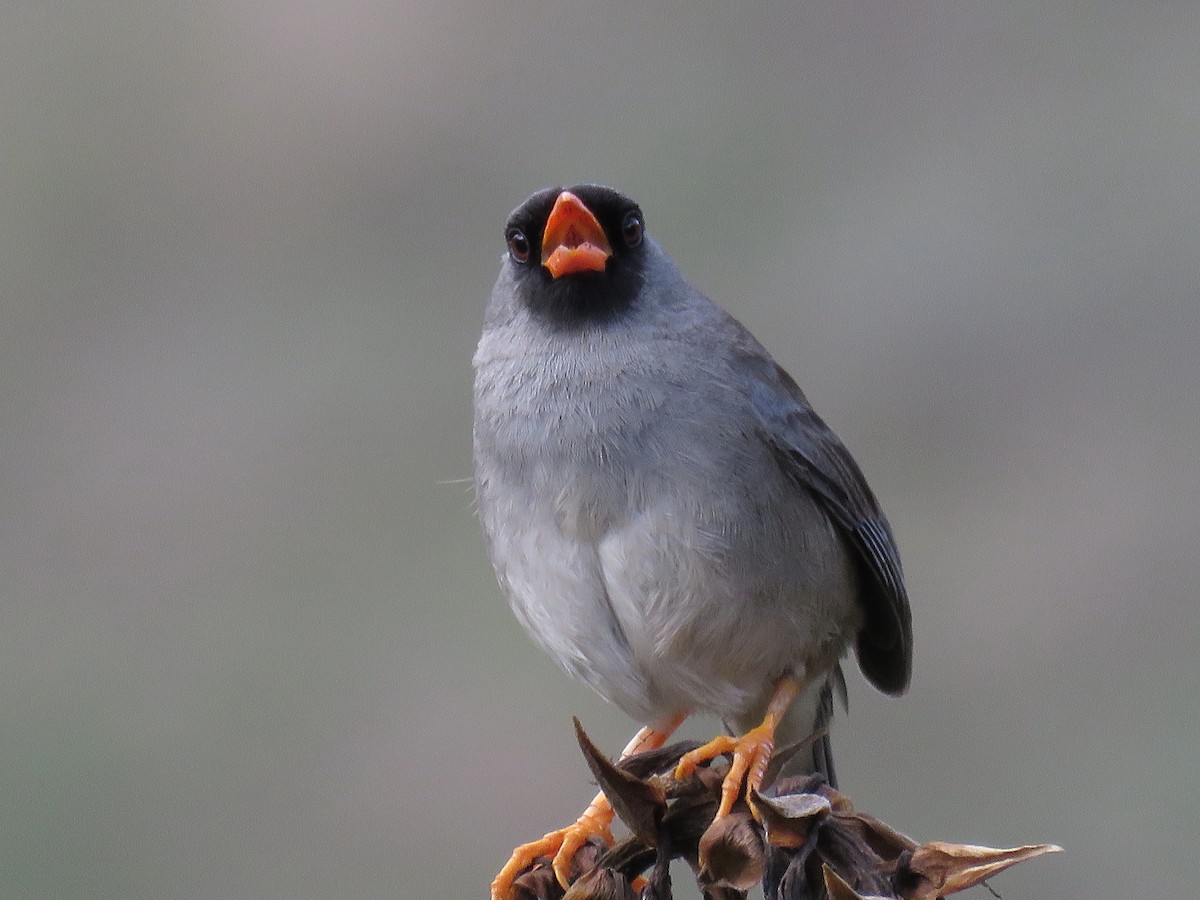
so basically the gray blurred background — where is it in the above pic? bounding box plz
[3,3,1197,898]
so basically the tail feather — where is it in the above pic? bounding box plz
[810,684,838,789]
[763,674,841,899]
[773,671,841,788]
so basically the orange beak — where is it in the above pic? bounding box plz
[541,191,612,278]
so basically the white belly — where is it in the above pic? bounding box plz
[477,453,861,728]
[473,322,862,729]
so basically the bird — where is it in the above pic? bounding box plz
[472,185,912,900]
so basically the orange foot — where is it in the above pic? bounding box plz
[489,792,613,900]
[491,717,685,900]
[674,676,806,819]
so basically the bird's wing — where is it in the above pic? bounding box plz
[732,330,913,696]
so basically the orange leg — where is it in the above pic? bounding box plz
[491,712,687,900]
[674,676,805,819]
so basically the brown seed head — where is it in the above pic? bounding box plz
[697,809,767,892]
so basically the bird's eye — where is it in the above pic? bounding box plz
[621,211,644,248]
[506,228,531,264]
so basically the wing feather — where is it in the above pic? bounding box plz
[735,336,913,695]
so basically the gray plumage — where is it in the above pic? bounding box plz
[473,185,911,781]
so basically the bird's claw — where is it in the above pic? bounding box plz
[490,795,614,900]
[674,722,776,819]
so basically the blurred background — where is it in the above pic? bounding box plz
[3,2,1197,898]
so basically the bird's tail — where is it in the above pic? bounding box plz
[772,666,844,789]
[759,670,845,899]
[811,680,839,788]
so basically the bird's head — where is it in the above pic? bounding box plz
[501,184,651,325]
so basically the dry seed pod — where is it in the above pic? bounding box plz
[823,864,892,900]
[898,840,1063,900]
[511,862,566,900]
[575,719,667,847]
[697,809,767,891]
[562,867,637,900]
[752,789,832,849]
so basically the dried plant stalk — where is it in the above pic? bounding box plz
[503,719,1060,900]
